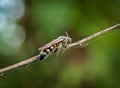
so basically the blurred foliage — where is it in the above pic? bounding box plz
[0,0,120,88]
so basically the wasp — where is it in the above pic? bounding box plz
[38,32,72,61]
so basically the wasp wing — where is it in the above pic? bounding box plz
[38,38,64,51]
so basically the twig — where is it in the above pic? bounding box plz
[0,24,120,74]
[69,24,120,48]
[0,55,39,75]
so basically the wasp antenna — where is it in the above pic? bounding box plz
[65,31,69,37]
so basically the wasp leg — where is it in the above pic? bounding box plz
[55,43,64,57]
[59,41,69,55]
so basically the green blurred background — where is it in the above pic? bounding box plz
[0,0,120,88]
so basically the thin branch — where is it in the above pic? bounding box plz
[69,24,120,48]
[0,24,120,75]
[0,55,39,75]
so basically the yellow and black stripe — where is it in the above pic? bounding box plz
[39,45,56,61]
[39,42,63,61]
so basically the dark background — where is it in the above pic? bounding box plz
[0,0,120,88]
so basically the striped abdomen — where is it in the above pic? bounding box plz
[39,44,58,61]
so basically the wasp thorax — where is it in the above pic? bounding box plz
[57,36,72,43]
